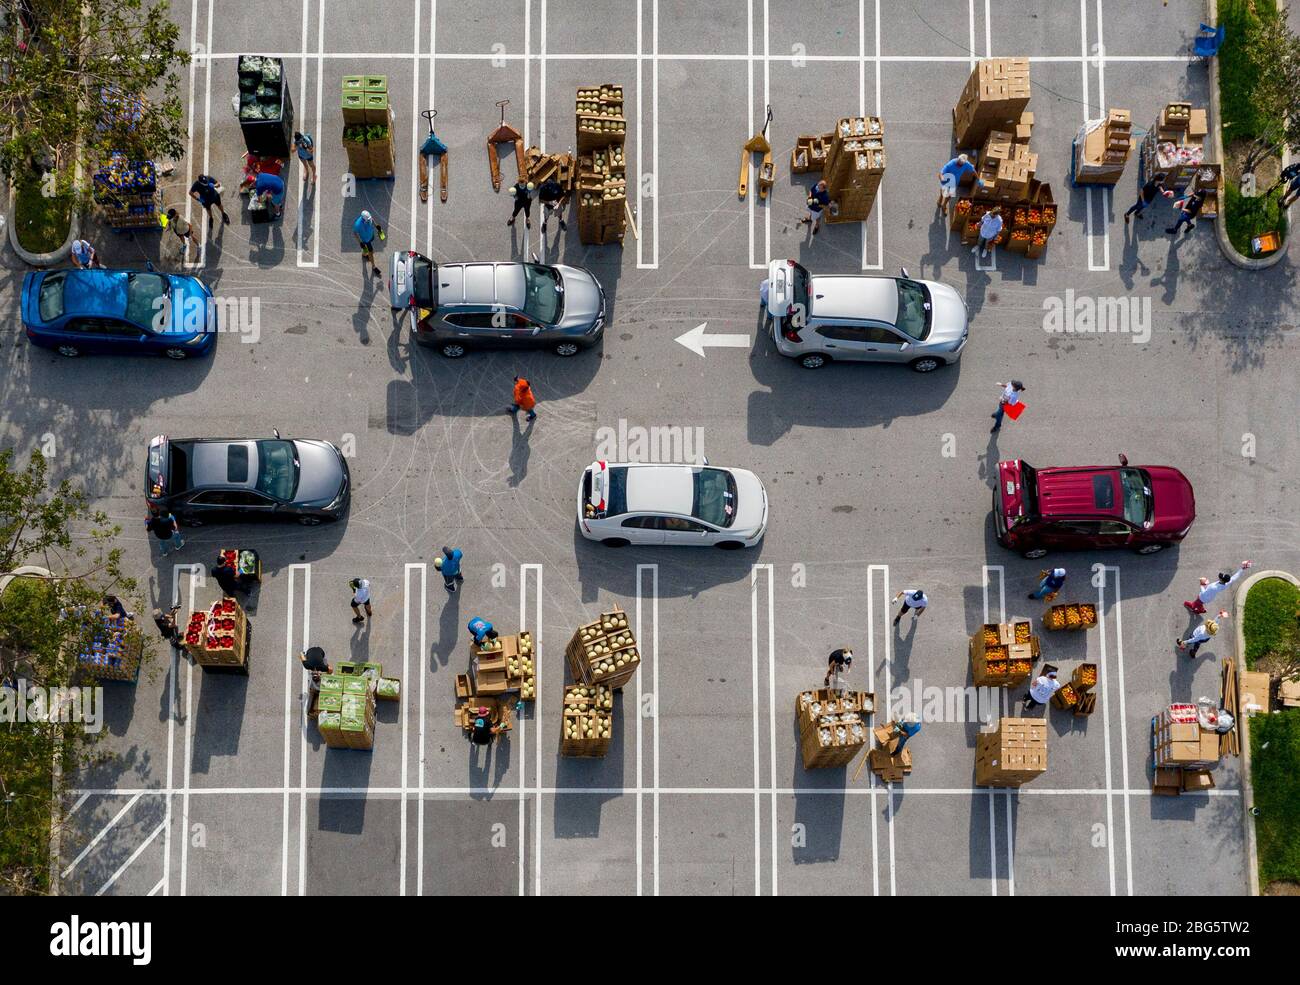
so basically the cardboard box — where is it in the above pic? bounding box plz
[1239,671,1270,714]
[1280,677,1300,708]
[1182,769,1215,792]
[1152,767,1182,796]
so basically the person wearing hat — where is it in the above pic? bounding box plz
[824,647,853,687]
[152,604,181,645]
[467,616,498,646]
[352,209,384,277]
[1029,567,1067,601]
[1022,670,1061,712]
[1177,611,1228,658]
[507,179,536,228]
[890,713,922,757]
[1184,560,1251,614]
[990,379,1025,432]
[435,546,464,594]
[892,589,928,627]
[936,153,974,217]
[470,707,501,745]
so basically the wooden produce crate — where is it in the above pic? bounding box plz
[969,620,1035,687]
[506,630,537,702]
[1044,602,1097,631]
[565,607,641,688]
[559,683,614,757]
[192,597,248,668]
[797,688,873,770]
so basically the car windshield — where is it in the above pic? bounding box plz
[125,272,169,329]
[39,272,67,321]
[895,279,931,340]
[255,440,298,501]
[522,264,564,324]
[413,256,437,307]
[605,466,628,516]
[1120,468,1153,526]
[692,468,737,528]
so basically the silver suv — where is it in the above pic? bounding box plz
[395,256,605,358]
[764,259,969,372]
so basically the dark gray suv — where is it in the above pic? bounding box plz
[412,260,606,358]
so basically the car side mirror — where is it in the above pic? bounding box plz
[899,341,910,350]
[530,252,539,264]
[273,428,281,439]
[900,266,910,278]
[146,261,156,272]
[1118,453,1129,466]
[531,326,541,335]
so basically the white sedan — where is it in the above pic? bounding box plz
[577,461,768,549]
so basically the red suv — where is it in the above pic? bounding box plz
[994,456,1196,558]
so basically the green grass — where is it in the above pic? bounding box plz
[1217,0,1289,256]
[1242,577,1300,667]
[12,181,74,255]
[1251,709,1300,887]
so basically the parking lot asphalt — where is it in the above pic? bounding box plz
[6,0,1298,896]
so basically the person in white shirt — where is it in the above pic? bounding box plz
[1022,670,1061,711]
[991,379,1025,432]
[349,577,372,624]
[1177,611,1228,658]
[892,589,928,627]
[974,206,1003,258]
[1184,561,1251,614]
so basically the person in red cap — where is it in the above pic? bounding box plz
[508,376,537,422]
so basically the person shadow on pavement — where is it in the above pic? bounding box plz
[508,414,534,487]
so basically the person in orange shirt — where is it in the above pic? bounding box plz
[508,376,537,421]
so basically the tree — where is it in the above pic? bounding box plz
[1234,4,1300,176]
[0,448,151,895]
[0,0,190,197]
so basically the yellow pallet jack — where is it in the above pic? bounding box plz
[487,99,526,192]
[738,105,774,200]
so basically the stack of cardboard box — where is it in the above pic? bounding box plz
[565,607,641,689]
[576,84,628,245]
[1072,109,1133,185]
[1152,706,1220,769]
[823,116,885,223]
[952,191,1057,257]
[975,717,1047,787]
[341,75,395,180]
[560,683,615,757]
[1141,102,1208,189]
[869,722,914,782]
[973,129,1038,201]
[969,620,1038,687]
[185,596,249,670]
[953,58,1031,148]
[797,688,875,769]
[791,132,834,174]
[318,674,376,750]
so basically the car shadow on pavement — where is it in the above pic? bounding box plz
[572,525,762,602]
[746,308,961,446]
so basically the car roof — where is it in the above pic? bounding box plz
[437,262,526,310]
[623,465,695,515]
[60,269,128,317]
[810,275,898,323]
[191,440,259,490]
[1036,467,1121,518]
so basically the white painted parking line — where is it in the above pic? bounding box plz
[164,564,199,896]
[862,0,883,271]
[872,563,896,896]
[1080,0,1110,272]
[70,785,1240,798]
[749,562,762,893]
[425,0,438,251]
[62,791,144,879]
[635,563,661,895]
[1095,563,1117,895]
[416,562,428,895]
[280,563,310,896]
[293,0,320,267]
[180,0,199,271]
[297,564,312,897]
[401,562,425,895]
[974,244,996,272]
[520,562,544,896]
[865,565,879,896]
[196,0,214,269]
[749,563,777,894]
[67,791,92,819]
[981,565,1000,895]
[199,51,1194,64]
[148,876,165,897]
[97,820,166,897]
[1103,563,1134,895]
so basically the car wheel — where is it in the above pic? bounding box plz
[298,516,322,527]
[1021,547,1048,560]
[164,347,188,360]
[910,357,941,373]
[1134,542,1165,555]
[715,541,745,550]
[799,353,828,370]
[601,538,630,548]
[554,342,580,357]
[56,344,81,358]
[440,343,466,359]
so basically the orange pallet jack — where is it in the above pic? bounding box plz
[738,105,774,200]
[487,99,525,192]
[418,109,449,203]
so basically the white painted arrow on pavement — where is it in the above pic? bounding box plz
[674,323,751,357]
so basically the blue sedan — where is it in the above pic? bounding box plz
[21,267,216,359]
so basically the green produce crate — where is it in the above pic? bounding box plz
[363,93,389,125]
[363,75,387,93]
[342,75,365,93]
[342,93,366,125]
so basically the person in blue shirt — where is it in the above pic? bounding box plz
[797,180,832,234]
[1029,567,1068,600]
[890,713,922,757]
[253,169,285,217]
[467,617,498,645]
[436,546,464,594]
[293,132,316,185]
[352,209,384,278]
[937,153,974,216]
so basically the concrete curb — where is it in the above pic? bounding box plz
[1231,568,1299,897]
[1206,0,1292,270]
[6,183,78,267]
[0,565,62,896]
